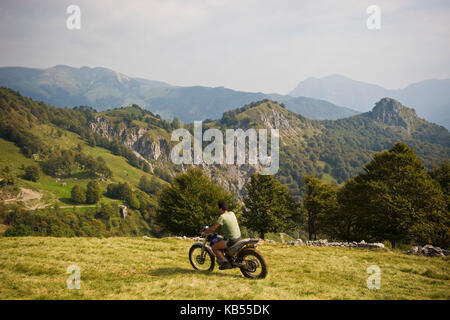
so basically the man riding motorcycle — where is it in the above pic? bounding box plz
[201,200,241,270]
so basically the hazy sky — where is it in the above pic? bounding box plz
[0,0,449,94]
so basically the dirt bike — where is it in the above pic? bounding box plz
[188,226,268,279]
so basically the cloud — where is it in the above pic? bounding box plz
[0,0,449,93]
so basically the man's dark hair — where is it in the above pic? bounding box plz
[218,200,228,211]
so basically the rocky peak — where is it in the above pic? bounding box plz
[368,98,418,130]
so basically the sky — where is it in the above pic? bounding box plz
[0,0,449,94]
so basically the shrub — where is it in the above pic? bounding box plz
[24,164,40,182]
[71,185,86,204]
[86,180,102,204]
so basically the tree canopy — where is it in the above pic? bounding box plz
[243,173,300,239]
[156,168,237,236]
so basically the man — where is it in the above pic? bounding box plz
[201,200,241,270]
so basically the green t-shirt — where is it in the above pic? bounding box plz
[217,211,241,240]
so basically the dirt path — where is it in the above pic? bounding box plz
[3,187,48,210]
[59,205,98,209]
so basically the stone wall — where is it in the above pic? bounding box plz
[283,239,385,249]
[406,245,449,257]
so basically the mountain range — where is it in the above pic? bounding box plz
[0,65,358,123]
[289,74,450,129]
[1,86,448,201]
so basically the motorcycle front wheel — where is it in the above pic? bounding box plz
[189,243,215,272]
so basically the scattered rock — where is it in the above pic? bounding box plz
[280,233,286,244]
[406,245,449,257]
[286,239,303,246]
[367,243,385,249]
[174,236,202,241]
[142,236,151,240]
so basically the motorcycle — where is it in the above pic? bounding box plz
[188,226,268,279]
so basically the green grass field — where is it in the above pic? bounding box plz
[0,121,162,209]
[0,237,448,300]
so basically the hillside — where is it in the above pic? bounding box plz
[208,99,449,196]
[76,97,450,198]
[0,87,448,203]
[0,66,358,122]
[289,74,450,129]
[0,87,179,237]
[0,237,448,300]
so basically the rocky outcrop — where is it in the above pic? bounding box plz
[89,116,171,161]
[119,205,128,219]
[89,115,258,199]
[368,98,418,130]
[199,163,258,199]
[134,137,171,161]
[406,245,449,257]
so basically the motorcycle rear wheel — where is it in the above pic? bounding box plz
[238,248,268,279]
[189,243,215,272]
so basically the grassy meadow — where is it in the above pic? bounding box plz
[0,122,163,209]
[0,237,448,300]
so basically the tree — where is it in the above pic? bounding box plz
[139,175,164,195]
[243,173,300,239]
[302,175,339,240]
[429,161,450,211]
[339,143,447,247]
[24,164,40,182]
[71,185,86,204]
[171,117,182,129]
[428,161,450,247]
[106,182,132,200]
[127,193,141,210]
[334,178,373,242]
[156,168,236,236]
[86,180,102,204]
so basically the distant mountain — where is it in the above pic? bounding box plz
[0,65,358,122]
[289,74,450,129]
[143,86,359,122]
[0,65,171,109]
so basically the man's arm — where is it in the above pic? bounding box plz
[201,223,220,237]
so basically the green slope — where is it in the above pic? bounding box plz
[0,130,159,208]
[0,237,448,299]
[0,86,170,208]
